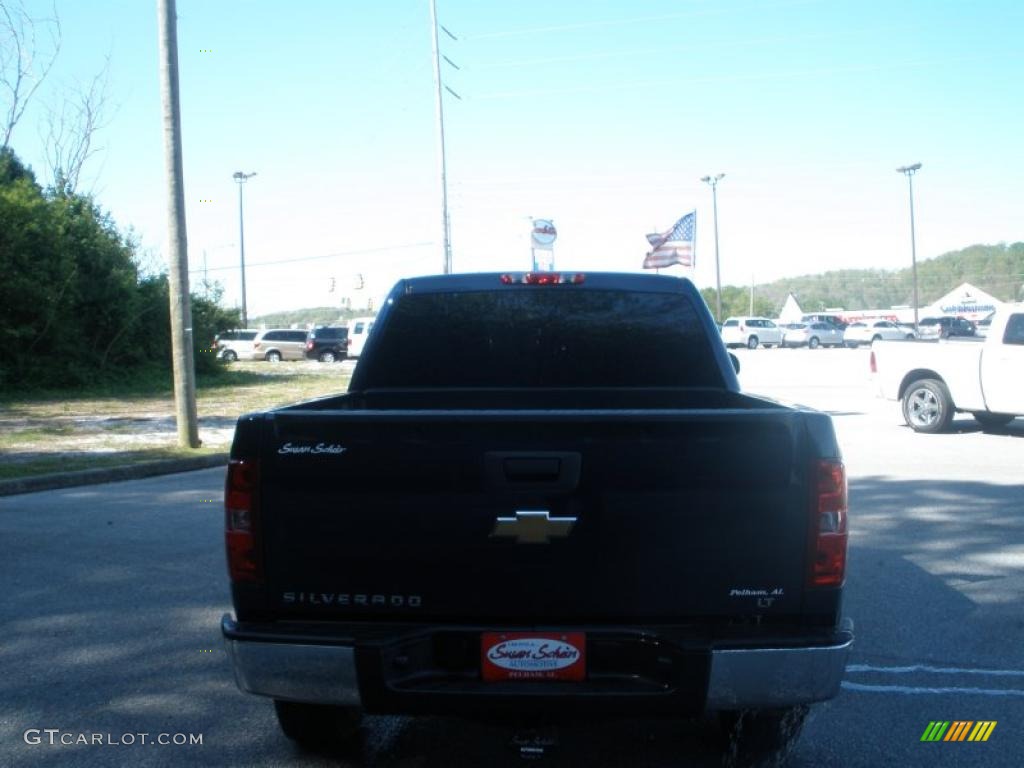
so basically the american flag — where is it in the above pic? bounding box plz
[643,210,696,269]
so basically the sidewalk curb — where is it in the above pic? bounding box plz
[0,453,229,497]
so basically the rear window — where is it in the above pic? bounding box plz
[237,331,257,341]
[722,319,739,327]
[360,289,723,389]
[1003,314,1024,345]
[312,327,347,340]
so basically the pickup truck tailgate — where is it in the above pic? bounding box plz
[256,409,817,622]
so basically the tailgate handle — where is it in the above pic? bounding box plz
[504,458,561,483]
[485,452,581,491]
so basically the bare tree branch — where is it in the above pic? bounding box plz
[0,0,61,148]
[42,53,112,194]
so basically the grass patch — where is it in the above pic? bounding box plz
[0,446,222,480]
[0,361,353,482]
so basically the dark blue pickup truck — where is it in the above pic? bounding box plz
[221,272,852,764]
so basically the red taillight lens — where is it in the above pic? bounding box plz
[869,350,877,373]
[225,459,262,583]
[809,460,848,587]
[306,340,314,350]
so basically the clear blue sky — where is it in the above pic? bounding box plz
[9,0,1024,314]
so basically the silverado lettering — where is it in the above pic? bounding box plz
[222,272,853,764]
[282,592,422,608]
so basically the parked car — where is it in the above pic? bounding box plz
[872,306,1024,432]
[976,311,996,338]
[214,329,259,362]
[305,326,349,362]
[719,316,783,349]
[800,313,848,331]
[347,316,376,358]
[250,329,308,361]
[917,316,976,340]
[843,320,916,348]
[782,322,845,348]
[222,272,852,764]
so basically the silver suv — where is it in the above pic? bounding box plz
[215,329,259,362]
[720,317,784,349]
[250,329,308,361]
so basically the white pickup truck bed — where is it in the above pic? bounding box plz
[871,306,1024,432]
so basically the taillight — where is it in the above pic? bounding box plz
[869,350,877,373]
[225,459,262,583]
[253,342,261,349]
[809,460,848,587]
[500,273,585,285]
[740,324,746,332]
[306,340,314,350]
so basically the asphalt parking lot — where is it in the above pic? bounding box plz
[1,348,1021,767]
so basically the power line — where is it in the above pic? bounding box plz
[464,0,820,40]
[187,241,433,274]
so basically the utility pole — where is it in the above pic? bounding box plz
[157,0,199,448]
[896,163,922,332]
[429,0,455,274]
[233,171,257,327]
[701,174,725,322]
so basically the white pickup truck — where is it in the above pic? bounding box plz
[871,306,1024,433]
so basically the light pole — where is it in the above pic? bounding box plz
[232,171,257,327]
[429,0,452,274]
[896,163,922,332]
[701,173,725,322]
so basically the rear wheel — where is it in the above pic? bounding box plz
[265,351,282,362]
[872,334,882,343]
[973,412,1015,428]
[274,700,362,752]
[222,349,238,362]
[318,350,336,363]
[747,336,759,350]
[808,336,820,349]
[719,705,809,767]
[902,378,954,433]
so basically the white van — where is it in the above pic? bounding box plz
[347,316,376,358]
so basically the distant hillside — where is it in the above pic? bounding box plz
[701,242,1024,318]
[249,306,370,329]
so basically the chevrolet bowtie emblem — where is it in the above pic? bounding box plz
[491,510,577,545]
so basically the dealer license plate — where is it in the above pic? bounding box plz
[481,632,586,682]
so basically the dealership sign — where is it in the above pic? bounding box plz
[531,219,557,250]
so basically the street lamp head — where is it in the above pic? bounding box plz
[233,171,257,182]
[896,163,922,174]
[701,173,725,186]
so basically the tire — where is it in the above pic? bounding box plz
[265,351,282,363]
[222,350,238,362]
[808,337,820,349]
[902,378,954,433]
[719,705,809,768]
[318,350,336,363]
[905,334,915,340]
[274,700,361,752]
[973,412,1015,428]
[747,336,759,350]
[845,341,858,349]
[871,335,882,343]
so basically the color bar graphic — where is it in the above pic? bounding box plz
[920,721,996,742]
